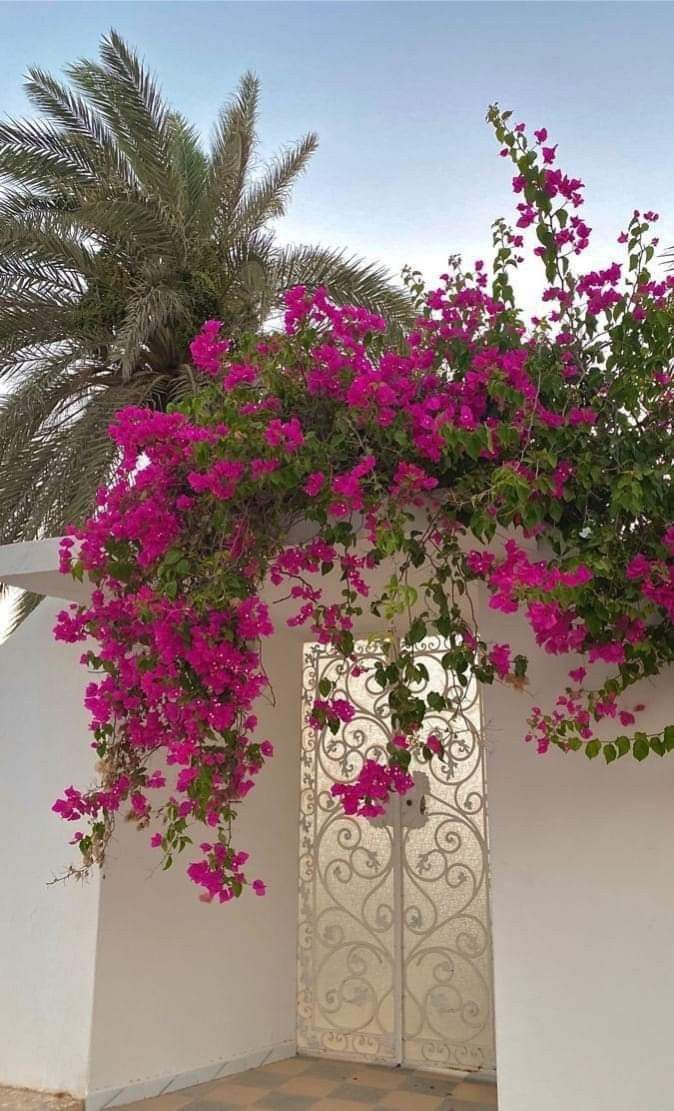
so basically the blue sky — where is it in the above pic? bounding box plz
[0,1,673,300]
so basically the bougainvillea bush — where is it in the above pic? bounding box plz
[54,106,674,902]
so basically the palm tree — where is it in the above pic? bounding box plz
[0,30,412,558]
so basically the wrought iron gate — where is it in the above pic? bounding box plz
[297,638,495,1073]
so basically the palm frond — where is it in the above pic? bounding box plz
[0,300,78,359]
[24,65,137,188]
[0,351,81,450]
[0,189,69,221]
[0,117,96,187]
[73,195,182,257]
[167,112,209,224]
[0,370,163,543]
[230,132,318,240]
[7,590,43,636]
[0,215,98,279]
[112,284,190,377]
[205,71,260,232]
[67,30,171,193]
[269,244,414,327]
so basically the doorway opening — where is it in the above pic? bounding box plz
[297,638,495,1075]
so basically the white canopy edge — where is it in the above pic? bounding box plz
[0,538,91,604]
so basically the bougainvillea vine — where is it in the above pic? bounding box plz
[54,106,674,902]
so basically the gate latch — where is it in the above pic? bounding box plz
[402,772,429,829]
[368,771,429,829]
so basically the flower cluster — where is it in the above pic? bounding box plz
[54,106,674,900]
[331,760,415,818]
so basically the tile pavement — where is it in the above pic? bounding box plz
[117,1056,497,1110]
[0,1057,497,1111]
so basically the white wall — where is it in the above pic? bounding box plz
[481,593,674,1111]
[86,638,302,1100]
[71,549,446,1102]
[5,544,674,1111]
[0,551,303,1104]
[0,598,100,1097]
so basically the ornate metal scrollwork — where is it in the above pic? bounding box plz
[297,639,495,1073]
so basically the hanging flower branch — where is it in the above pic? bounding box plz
[54,106,674,902]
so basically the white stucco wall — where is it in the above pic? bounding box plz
[481,595,674,1111]
[86,639,301,1102]
[0,597,101,1097]
[0,546,303,1106]
[4,541,674,1111]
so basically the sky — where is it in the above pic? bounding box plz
[0,0,673,303]
[0,0,674,635]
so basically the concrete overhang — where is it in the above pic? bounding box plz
[0,538,91,604]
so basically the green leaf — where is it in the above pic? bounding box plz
[603,743,617,765]
[336,631,354,656]
[406,617,427,645]
[633,735,650,762]
[514,654,528,678]
[436,615,452,637]
[585,739,601,760]
[427,691,446,711]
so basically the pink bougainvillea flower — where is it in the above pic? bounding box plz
[51,106,674,904]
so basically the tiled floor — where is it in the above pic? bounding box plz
[118,1056,497,1110]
